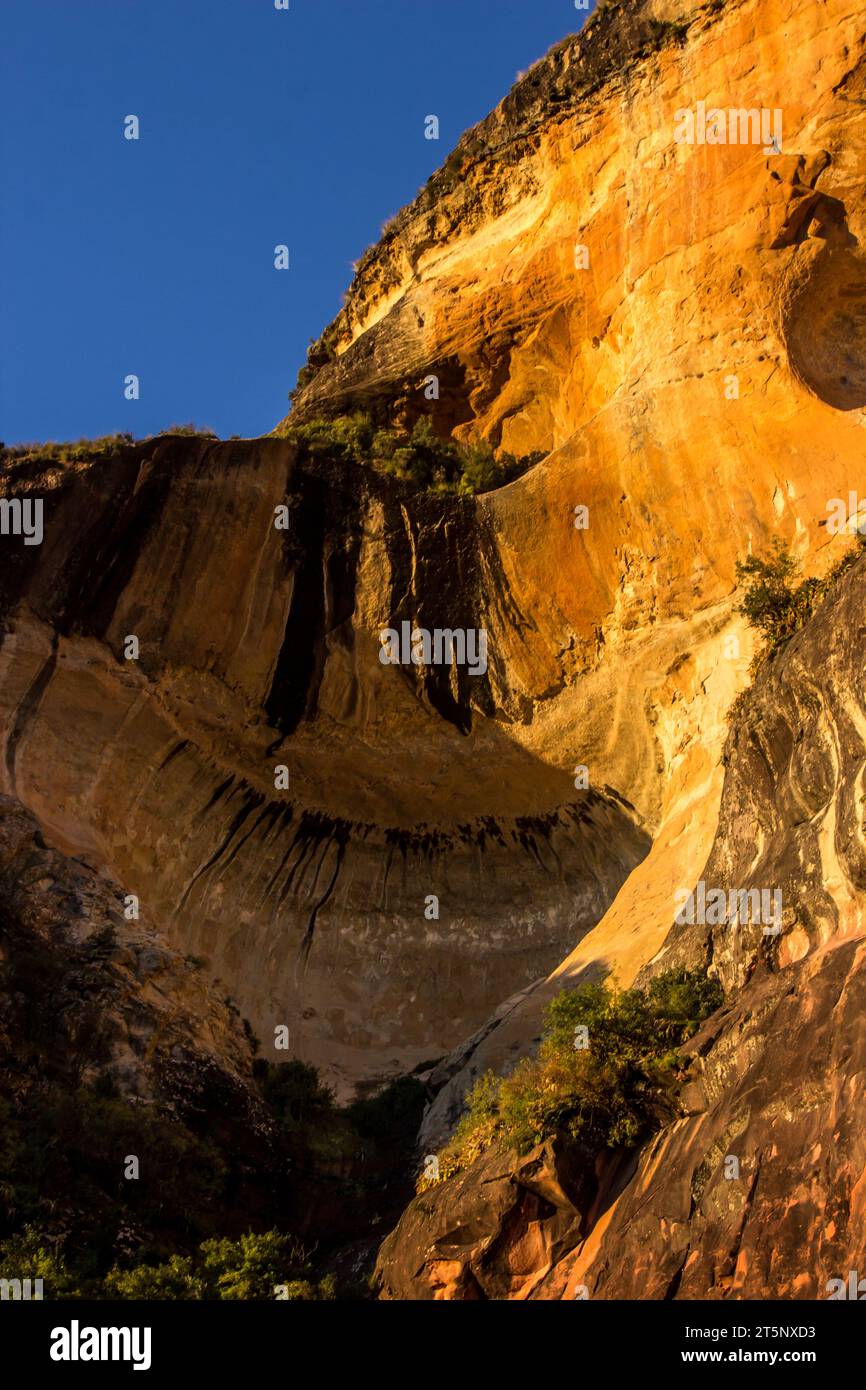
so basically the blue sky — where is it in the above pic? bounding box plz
[1,0,594,445]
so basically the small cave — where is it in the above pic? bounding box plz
[783,245,866,411]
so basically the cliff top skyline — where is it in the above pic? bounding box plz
[1,0,589,445]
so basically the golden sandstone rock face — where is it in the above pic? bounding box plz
[2,0,865,1094]
[288,0,865,906]
[0,0,864,1297]
[377,556,866,1299]
[366,0,866,1298]
[292,0,863,1106]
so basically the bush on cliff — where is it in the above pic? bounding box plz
[736,533,866,670]
[422,969,723,1187]
[0,426,218,470]
[0,434,137,467]
[735,540,819,658]
[644,19,690,50]
[281,411,543,495]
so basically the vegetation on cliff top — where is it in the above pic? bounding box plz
[2,417,543,497]
[280,411,544,495]
[421,968,723,1189]
[0,426,219,470]
[0,434,139,467]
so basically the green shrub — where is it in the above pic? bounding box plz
[424,969,723,1185]
[278,1273,337,1300]
[261,1059,337,1135]
[281,411,544,496]
[104,1254,205,1300]
[284,412,376,467]
[4,1225,337,1300]
[645,19,690,49]
[735,541,817,657]
[103,1231,333,1300]
[345,1075,426,1143]
[643,968,728,1045]
[736,534,866,670]
[156,423,217,438]
[199,1231,309,1300]
[0,1227,85,1299]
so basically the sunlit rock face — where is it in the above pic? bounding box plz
[364,0,866,1300]
[284,0,866,1108]
[375,556,866,1300]
[279,0,866,1084]
[1,0,864,1121]
[283,0,865,650]
[575,554,866,1300]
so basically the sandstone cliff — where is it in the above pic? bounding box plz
[282,0,866,1108]
[0,437,647,1097]
[3,0,863,1102]
[0,0,864,1300]
[375,553,866,1299]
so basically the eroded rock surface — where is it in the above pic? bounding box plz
[375,558,866,1299]
[0,0,863,1203]
[0,439,648,1094]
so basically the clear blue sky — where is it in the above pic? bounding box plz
[1,0,594,445]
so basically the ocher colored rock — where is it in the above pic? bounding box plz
[1,1,864,1301]
[376,556,866,1299]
